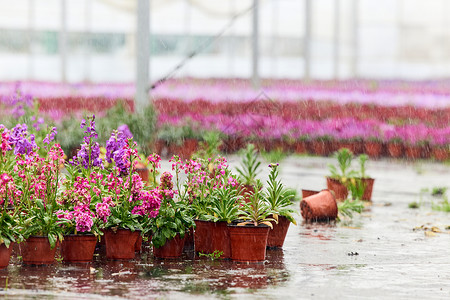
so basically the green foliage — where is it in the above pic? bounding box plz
[0,209,20,248]
[198,250,223,260]
[263,164,297,225]
[19,199,67,249]
[150,198,194,249]
[432,194,450,212]
[358,154,369,178]
[431,187,447,197]
[337,198,364,220]
[194,130,223,160]
[237,181,276,228]
[260,148,287,164]
[328,148,358,182]
[408,201,420,209]
[347,178,366,200]
[206,184,241,223]
[58,101,157,156]
[236,144,262,186]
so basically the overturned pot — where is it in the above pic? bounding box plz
[300,189,338,222]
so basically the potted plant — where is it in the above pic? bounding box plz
[9,124,68,265]
[355,154,375,201]
[228,181,276,262]
[150,171,194,259]
[263,164,297,248]
[202,169,242,259]
[326,148,358,200]
[235,144,262,202]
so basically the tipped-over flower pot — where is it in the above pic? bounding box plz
[300,189,338,222]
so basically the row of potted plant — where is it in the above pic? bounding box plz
[0,118,299,267]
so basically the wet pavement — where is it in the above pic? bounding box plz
[0,156,449,299]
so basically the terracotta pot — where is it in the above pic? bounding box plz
[267,215,291,248]
[135,235,143,252]
[405,145,424,160]
[153,234,186,259]
[326,177,348,200]
[179,139,199,159]
[194,219,214,254]
[228,224,270,262]
[220,136,244,153]
[294,140,309,154]
[364,141,384,158]
[183,227,195,253]
[211,221,231,259]
[359,177,375,201]
[135,162,149,183]
[61,234,97,263]
[432,146,449,161]
[310,140,332,156]
[387,142,404,158]
[302,189,319,199]
[22,236,57,265]
[0,243,13,269]
[337,141,363,155]
[300,189,338,222]
[104,229,139,260]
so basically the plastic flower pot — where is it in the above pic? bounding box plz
[326,177,348,200]
[22,236,57,265]
[153,234,186,259]
[311,140,332,156]
[194,219,214,254]
[387,142,404,158]
[338,141,363,155]
[61,234,97,263]
[294,140,309,154]
[183,226,194,253]
[267,215,291,248]
[432,146,449,161]
[300,189,338,222]
[228,224,270,262]
[0,243,13,269]
[302,189,320,199]
[210,221,231,259]
[405,145,423,160]
[135,235,143,252]
[364,141,384,158]
[135,162,149,183]
[360,178,375,201]
[104,229,139,260]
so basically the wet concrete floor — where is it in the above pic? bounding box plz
[0,156,449,299]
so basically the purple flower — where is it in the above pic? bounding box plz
[9,124,37,156]
[71,116,103,169]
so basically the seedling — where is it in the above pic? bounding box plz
[198,250,223,260]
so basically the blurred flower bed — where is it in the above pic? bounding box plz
[0,79,449,160]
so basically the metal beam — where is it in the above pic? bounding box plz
[351,0,358,78]
[252,0,260,88]
[333,0,340,79]
[60,0,67,82]
[136,0,150,111]
[304,0,311,80]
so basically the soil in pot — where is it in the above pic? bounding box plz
[0,243,13,269]
[61,234,97,263]
[326,177,348,200]
[228,224,270,262]
[267,215,291,248]
[22,236,57,265]
[153,234,186,259]
[300,189,338,222]
[104,229,139,260]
